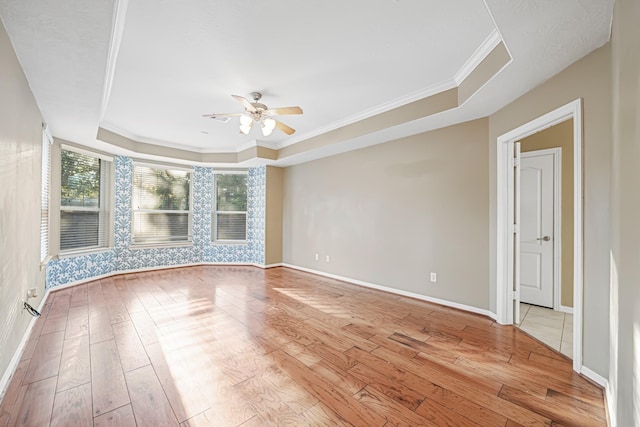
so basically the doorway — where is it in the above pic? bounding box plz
[517,144,573,359]
[495,99,583,372]
[519,148,561,309]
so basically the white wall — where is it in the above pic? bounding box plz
[0,19,46,392]
[610,0,640,424]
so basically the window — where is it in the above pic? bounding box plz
[132,164,192,245]
[213,173,247,242]
[60,148,111,253]
[40,128,52,262]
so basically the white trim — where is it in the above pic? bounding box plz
[100,122,241,154]
[605,378,616,427]
[254,140,281,151]
[281,263,496,320]
[496,133,511,324]
[559,305,574,315]
[58,247,114,259]
[480,0,512,59]
[496,98,583,373]
[132,160,194,173]
[454,29,502,84]
[262,263,284,269]
[42,122,54,144]
[571,107,584,374]
[129,242,193,250]
[580,365,608,388]
[0,291,50,401]
[98,0,129,122]
[47,262,278,290]
[236,139,260,153]
[579,366,612,425]
[520,147,562,311]
[210,241,248,246]
[200,262,265,268]
[279,30,506,151]
[276,79,457,150]
[61,144,114,162]
[212,170,248,175]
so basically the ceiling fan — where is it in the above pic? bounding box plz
[203,92,303,136]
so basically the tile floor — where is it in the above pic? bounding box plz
[518,303,573,358]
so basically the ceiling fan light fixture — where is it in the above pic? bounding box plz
[239,123,252,134]
[239,114,253,126]
[205,93,302,137]
[262,117,276,136]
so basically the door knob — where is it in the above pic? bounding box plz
[536,236,551,241]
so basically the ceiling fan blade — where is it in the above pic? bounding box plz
[232,95,257,112]
[264,106,303,116]
[274,119,295,135]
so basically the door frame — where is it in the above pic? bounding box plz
[496,98,582,373]
[520,147,562,311]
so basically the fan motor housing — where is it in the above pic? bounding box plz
[251,102,268,111]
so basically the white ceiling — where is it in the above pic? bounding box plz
[0,0,614,165]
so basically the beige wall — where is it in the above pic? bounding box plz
[265,166,284,265]
[610,0,640,424]
[520,119,574,307]
[0,20,46,390]
[283,119,490,309]
[489,44,612,378]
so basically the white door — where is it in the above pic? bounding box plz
[519,150,556,308]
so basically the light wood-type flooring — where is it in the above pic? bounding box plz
[0,266,607,426]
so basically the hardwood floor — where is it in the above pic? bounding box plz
[0,266,607,426]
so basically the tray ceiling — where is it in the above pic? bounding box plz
[0,0,614,165]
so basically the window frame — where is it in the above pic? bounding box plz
[131,162,194,247]
[40,127,52,264]
[59,145,113,256]
[212,171,248,244]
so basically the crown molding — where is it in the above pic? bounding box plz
[99,122,241,153]
[96,23,506,162]
[454,29,502,85]
[99,0,128,122]
[236,139,260,152]
[276,78,458,150]
[254,139,282,150]
[277,29,503,151]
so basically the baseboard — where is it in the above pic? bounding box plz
[579,366,613,426]
[281,263,496,320]
[0,289,51,401]
[580,365,607,388]
[559,305,574,315]
[605,379,615,427]
[262,263,284,269]
[47,262,278,291]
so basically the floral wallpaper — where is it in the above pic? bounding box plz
[46,157,266,288]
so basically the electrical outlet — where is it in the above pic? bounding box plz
[430,272,437,283]
[325,255,330,262]
[315,253,319,261]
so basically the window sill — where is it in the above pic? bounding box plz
[40,254,56,270]
[211,240,248,245]
[58,247,114,259]
[130,242,194,250]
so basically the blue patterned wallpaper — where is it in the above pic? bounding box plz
[46,158,266,288]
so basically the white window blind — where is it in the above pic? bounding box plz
[132,165,192,244]
[40,129,52,262]
[60,149,111,252]
[213,173,247,242]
